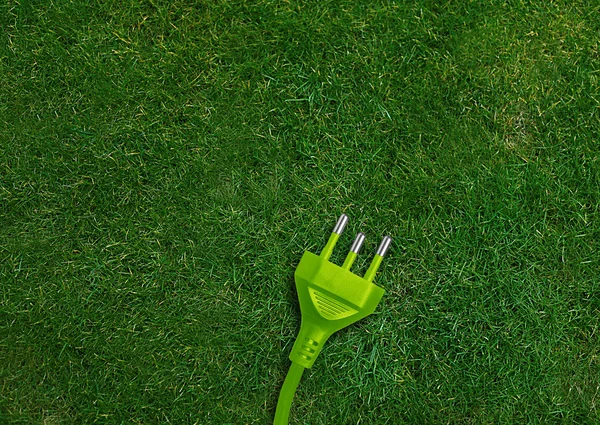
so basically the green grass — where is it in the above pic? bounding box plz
[1,0,599,423]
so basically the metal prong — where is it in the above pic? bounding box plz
[332,214,349,235]
[349,232,366,254]
[364,235,392,282]
[321,214,349,260]
[376,236,392,257]
[342,232,366,270]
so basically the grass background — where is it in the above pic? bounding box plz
[1,0,599,423]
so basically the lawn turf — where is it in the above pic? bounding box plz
[1,0,599,424]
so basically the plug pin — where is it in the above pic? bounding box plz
[376,235,392,257]
[332,214,349,235]
[342,232,366,270]
[364,235,392,282]
[320,214,349,261]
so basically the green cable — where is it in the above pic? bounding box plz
[274,362,305,425]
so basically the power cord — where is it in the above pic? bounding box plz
[274,214,392,424]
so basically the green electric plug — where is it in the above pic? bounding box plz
[274,214,392,425]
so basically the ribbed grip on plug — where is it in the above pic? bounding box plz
[309,288,357,320]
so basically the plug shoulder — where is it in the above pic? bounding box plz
[294,251,385,311]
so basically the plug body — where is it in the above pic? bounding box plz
[289,251,385,368]
[274,215,391,425]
